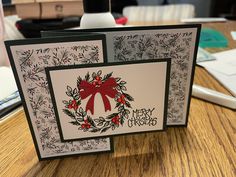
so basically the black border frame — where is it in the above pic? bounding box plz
[42,24,202,127]
[5,34,114,160]
[45,59,171,141]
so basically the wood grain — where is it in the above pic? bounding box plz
[0,21,236,177]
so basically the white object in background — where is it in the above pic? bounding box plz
[0,1,9,66]
[197,47,216,63]
[0,1,5,37]
[4,15,24,40]
[204,67,236,98]
[198,49,236,97]
[80,0,115,29]
[230,31,236,40]
[181,18,227,23]
[0,67,18,100]
[192,84,236,109]
[198,49,236,76]
[123,4,195,23]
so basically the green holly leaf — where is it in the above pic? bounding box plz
[101,126,110,133]
[103,72,113,81]
[104,121,110,127]
[125,101,132,108]
[77,76,82,85]
[121,86,127,91]
[106,113,119,119]
[63,109,75,118]
[85,72,90,81]
[115,102,121,108]
[67,86,72,92]
[123,93,134,101]
[73,88,77,95]
[87,116,96,127]
[79,107,83,113]
[92,72,96,79]
[120,118,125,125]
[120,81,127,85]
[82,110,87,117]
[90,128,101,133]
[62,100,68,105]
[97,70,102,76]
[69,121,80,125]
[66,91,72,97]
[94,119,100,123]
[115,77,121,82]
[97,122,104,126]
[74,95,80,100]
[125,109,130,114]
[111,125,115,130]
[99,117,105,122]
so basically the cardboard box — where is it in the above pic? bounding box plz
[13,0,84,19]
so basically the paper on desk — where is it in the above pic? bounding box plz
[197,47,216,63]
[205,67,236,97]
[0,67,18,100]
[198,49,236,97]
[198,49,236,75]
[231,31,236,40]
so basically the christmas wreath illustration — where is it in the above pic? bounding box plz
[62,70,134,133]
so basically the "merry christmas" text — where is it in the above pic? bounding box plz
[128,108,157,127]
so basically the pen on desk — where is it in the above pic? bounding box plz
[192,84,236,110]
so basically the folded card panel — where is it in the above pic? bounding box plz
[42,24,201,126]
[5,34,112,160]
[46,60,170,140]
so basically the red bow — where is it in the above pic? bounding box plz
[79,77,118,115]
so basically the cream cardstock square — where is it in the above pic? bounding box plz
[46,60,170,140]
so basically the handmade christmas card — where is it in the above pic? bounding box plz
[46,60,170,140]
[42,24,201,126]
[5,34,113,160]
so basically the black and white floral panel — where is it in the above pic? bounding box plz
[5,35,112,160]
[78,25,200,126]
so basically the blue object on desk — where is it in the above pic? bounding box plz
[200,28,228,48]
[0,91,21,119]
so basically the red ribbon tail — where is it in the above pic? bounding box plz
[86,94,95,115]
[101,94,111,112]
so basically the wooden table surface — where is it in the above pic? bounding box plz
[0,21,236,177]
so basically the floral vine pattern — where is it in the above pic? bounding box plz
[62,70,134,133]
[113,32,194,124]
[13,42,111,156]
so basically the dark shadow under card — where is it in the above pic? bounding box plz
[42,24,201,126]
[46,59,171,141]
[5,34,113,160]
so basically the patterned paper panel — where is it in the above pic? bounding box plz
[42,25,201,126]
[5,35,112,160]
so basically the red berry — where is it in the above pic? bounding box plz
[74,105,78,110]
[96,76,101,81]
[121,94,125,99]
[81,124,85,129]
[87,124,91,129]
[84,120,88,124]
[117,98,122,103]
[112,118,116,123]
